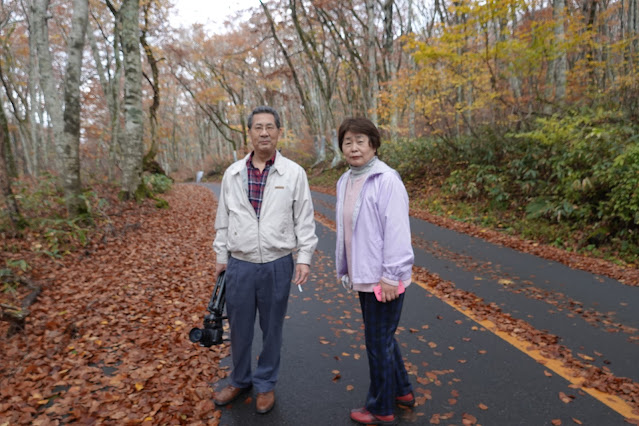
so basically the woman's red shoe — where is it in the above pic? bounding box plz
[350,407,396,425]
[396,391,415,407]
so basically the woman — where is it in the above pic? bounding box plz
[335,117,415,425]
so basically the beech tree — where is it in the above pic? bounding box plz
[0,101,25,230]
[32,0,89,216]
[1,0,638,185]
[119,0,144,199]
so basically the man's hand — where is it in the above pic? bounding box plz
[293,264,310,286]
[378,280,399,303]
[215,263,227,279]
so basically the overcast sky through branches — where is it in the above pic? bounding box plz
[170,0,259,32]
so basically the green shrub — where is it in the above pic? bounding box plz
[514,108,638,234]
[0,175,110,257]
[143,173,173,194]
[444,164,510,207]
[599,143,639,227]
[379,137,446,179]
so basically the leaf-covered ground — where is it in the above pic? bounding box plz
[1,183,637,425]
[1,185,228,424]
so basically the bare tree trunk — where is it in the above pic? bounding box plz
[367,0,378,123]
[329,129,340,167]
[141,1,161,173]
[554,0,567,104]
[120,0,144,199]
[27,10,42,177]
[38,91,50,168]
[32,0,64,168]
[508,3,522,102]
[628,0,638,74]
[61,0,89,215]
[407,0,416,139]
[0,102,26,230]
[382,0,399,138]
[33,0,88,216]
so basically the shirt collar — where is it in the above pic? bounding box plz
[248,151,277,168]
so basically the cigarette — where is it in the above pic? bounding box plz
[298,284,303,292]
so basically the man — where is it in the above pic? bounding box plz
[212,106,318,414]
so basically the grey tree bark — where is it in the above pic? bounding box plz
[0,101,26,230]
[33,0,89,216]
[407,0,417,139]
[27,3,42,177]
[140,2,161,172]
[553,0,567,104]
[120,0,144,199]
[61,0,90,215]
[367,0,378,123]
[32,0,64,168]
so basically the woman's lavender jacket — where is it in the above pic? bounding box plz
[335,159,414,290]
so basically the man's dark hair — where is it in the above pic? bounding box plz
[337,117,381,152]
[248,106,281,129]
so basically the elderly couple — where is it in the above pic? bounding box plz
[210,106,414,425]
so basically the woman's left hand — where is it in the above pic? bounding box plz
[378,281,399,303]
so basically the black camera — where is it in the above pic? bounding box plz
[189,271,227,347]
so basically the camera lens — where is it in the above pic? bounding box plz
[189,328,203,343]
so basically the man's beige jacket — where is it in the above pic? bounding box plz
[213,152,318,265]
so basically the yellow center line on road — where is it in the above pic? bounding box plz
[413,279,639,422]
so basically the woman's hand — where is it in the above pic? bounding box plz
[378,280,399,303]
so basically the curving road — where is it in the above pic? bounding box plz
[201,183,639,426]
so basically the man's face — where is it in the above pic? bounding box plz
[249,113,281,157]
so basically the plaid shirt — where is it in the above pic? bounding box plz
[247,152,276,218]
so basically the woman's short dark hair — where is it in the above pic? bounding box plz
[248,106,281,129]
[338,118,381,152]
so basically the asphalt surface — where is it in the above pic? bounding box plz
[200,183,638,425]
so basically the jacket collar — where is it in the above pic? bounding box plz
[230,151,286,176]
[343,158,393,180]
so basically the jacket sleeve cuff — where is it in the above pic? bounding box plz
[296,251,313,265]
[381,276,400,286]
[215,252,228,264]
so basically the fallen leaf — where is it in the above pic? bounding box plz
[462,412,478,425]
[577,353,594,361]
[559,392,574,404]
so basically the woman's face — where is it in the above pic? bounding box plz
[342,131,376,167]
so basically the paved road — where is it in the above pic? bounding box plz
[200,183,639,425]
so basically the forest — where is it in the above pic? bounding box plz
[0,0,638,423]
[1,0,638,291]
